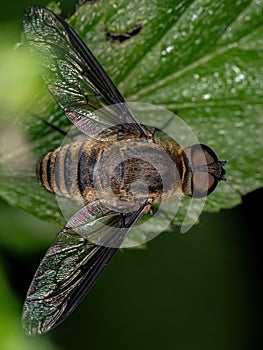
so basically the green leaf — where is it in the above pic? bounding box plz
[0,0,262,233]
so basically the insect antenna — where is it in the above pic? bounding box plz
[219,154,240,193]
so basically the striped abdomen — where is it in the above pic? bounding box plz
[36,140,103,202]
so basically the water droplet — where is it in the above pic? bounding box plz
[191,13,198,21]
[231,65,241,74]
[202,93,211,100]
[234,73,245,83]
[166,45,174,53]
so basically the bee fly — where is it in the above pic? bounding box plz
[22,6,227,335]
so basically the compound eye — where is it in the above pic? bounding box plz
[191,172,217,198]
[191,144,218,166]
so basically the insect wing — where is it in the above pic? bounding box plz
[22,229,118,336]
[23,6,146,138]
[22,201,149,335]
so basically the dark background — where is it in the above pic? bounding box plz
[0,1,262,349]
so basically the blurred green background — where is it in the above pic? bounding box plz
[0,1,262,350]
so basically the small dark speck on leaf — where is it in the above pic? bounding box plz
[105,22,142,43]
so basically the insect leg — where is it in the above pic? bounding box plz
[31,112,67,136]
[159,113,176,131]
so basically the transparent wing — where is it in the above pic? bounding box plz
[21,201,149,336]
[23,6,148,139]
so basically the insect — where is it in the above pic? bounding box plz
[22,6,227,336]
